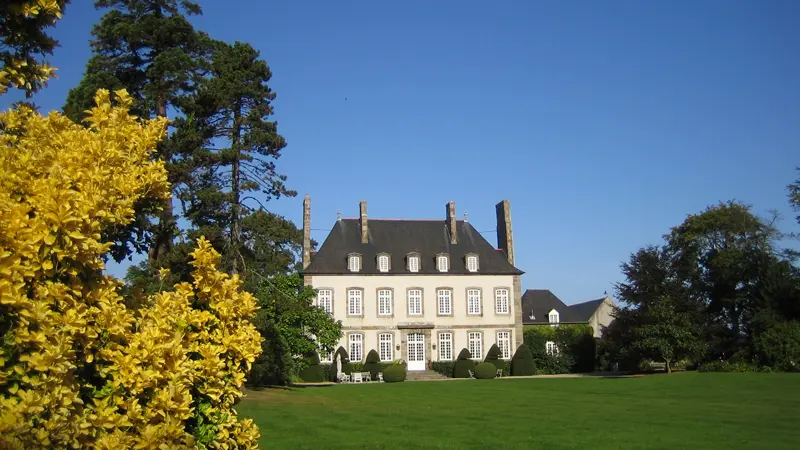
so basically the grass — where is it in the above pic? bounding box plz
[237,372,800,449]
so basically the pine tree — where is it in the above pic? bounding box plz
[64,0,208,263]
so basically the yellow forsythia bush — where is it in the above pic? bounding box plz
[0,89,263,448]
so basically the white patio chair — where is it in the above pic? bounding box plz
[352,372,363,383]
[363,372,371,382]
[496,368,503,378]
[378,372,384,382]
[468,370,476,379]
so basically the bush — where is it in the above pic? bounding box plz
[321,363,335,381]
[0,91,261,447]
[754,321,800,372]
[431,361,455,378]
[697,360,763,373]
[511,344,536,376]
[364,349,381,379]
[298,353,325,382]
[484,344,505,371]
[524,324,596,373]
[383,364,407,382]
[453,348,476,378]
[474,362,497,379]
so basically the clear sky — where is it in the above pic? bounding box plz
[4,0,799,304]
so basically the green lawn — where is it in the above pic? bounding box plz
[237,373,800,449]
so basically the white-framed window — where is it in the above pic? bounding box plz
[349,333,363,362]
[319,348,333,363]
[408,255,420,272]
[468,332,483,360]
[437,255,449,272]
[467,289,481,315]
[316,289,333,315]
[466,255,478,272]
[348,289,362,316]
[408,289,422,316]
[496,331,511,359]
[378,255,389,272]
[437,289,452,315]
[378,289,392,316]
[495,288,509,314]
[549,309,560,326]
[546,341,559,355]
[348,254,361,272]
[379,333,394,362]
[438,332,453,361]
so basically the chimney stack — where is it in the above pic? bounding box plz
[302,195,311,269]
[495,200,514,265]
[359,200,368,244]
[446,201,457,244]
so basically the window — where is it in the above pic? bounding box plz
[319,348,333,363]
[378,289,392,316]
[349,334,363,362]
[316,289,333,314]
[495,288,509,314]
[379,333,394,362]
[466,255,478,272]
[467,289,481,315]
[378,255,389,272]
[348,254,361,272]
[468,332,483,360]
[348,289,362,316]
[407,289,422,316]
[548,309,560,325]
[546,341,559,355]
[437,254,449,272]
[437,289,452,315]
[438,332,453,361]
[408,255,420,272]
[497,331,511,359]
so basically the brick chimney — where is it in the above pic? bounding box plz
[302,194,311,269]
[446,201,457,244]
[495,200,514,265]
[359,200,368,244]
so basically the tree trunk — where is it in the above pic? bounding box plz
[149,96,172,263]
[665,359,671,374]
[230,106,242,275]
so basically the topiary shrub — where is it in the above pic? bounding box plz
[364,349,381,379]
[383,364,407,382]
[453,348,476,378]
[484,344,505,371]
[511,344,536,376]
[475,362,498,379]
[298,353,325,382]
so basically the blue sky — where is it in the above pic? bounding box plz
[4,0,799,304]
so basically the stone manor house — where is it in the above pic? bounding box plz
[301,197,523,370]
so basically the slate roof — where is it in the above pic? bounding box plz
[521,289,582,324]
[304,218,524,275]
[569,298,607,321]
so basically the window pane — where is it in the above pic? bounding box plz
[349,334,363,362]
[378,255,389,272]
[317,289,333,314]
[468,332,482,360]
[379,333,393,361]
[408,289,422,315]
[495,289,509,314]
[467,289,481,315]
[437,289,451,315]
[437,256,448,272]
[438,332,452,361]
[467,256,477,272]
[408,256,419,272]
[497,331,511,359]
[378,289,392,316]
[348,290,362,315]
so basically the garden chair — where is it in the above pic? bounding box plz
[378,372,384,382]
[496,369,503,378]
[468,370,476,379]
[352,372,363,383]
[363,372,371,382]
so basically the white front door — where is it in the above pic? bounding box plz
[407,333,426,371]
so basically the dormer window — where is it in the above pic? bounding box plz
[548,309,560,326]
[437,254,449,272]
[377,254,390,273]
[407,253,420,272]
[348,254,361,272]
[466,254,478,272]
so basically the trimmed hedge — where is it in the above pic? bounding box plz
[484,344,505,372]
[523,324,596,374]
[298,353,325,382]
[453,348,475,378]
[511,344,535,376]
[431,361,455,378]
[474,362,497,379]
[383,364,406,382]
[364,350,381,379]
